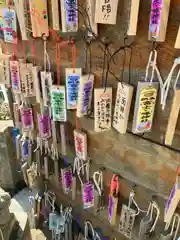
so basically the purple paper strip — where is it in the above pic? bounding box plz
[149,0,163,37]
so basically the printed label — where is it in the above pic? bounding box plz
[66,0,78,31]
[10,61,21,91]
[21,107,34,130]
[94,88,112,132]
[135,86,157,132]
[2,9,17,43]
[108,195,114,223]
[51,86,67,122]
[83,182,94,209]
[38,115,51,139]
[149,0,163,38]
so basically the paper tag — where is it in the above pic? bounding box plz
[61,167,73,194]
[113,83,133,134]
[95,0,119,25]
[10,61,21,91]
[108,195,118,225]
[0,53,10,85]
[2,8,17,43]
[94,88,112,132]
[60,0,78,32]
[132,82,158,134]
[76,74,94,117]
[49,212,59,230]
[86,0,98,36]
[83,182,94,209]
[32,66,42,103]
[38,114,51,139]
[41,71,53,106]
[119,204,136,239]
[66,68,82,109]
[21,107,34,130]
[14,0,31,40]
[51,85,67,122]
[74,129,87,161]
[29,0,49,37]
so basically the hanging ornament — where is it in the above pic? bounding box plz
[160,214,180,240]
[108,175,119,226]
[60,0,78,32]
[29,0,49,37]
[76,74,94,118]
[21,105,34,131]
[113,82,134,134]
[10,60,21,92]
[93,170,104,214]
[95,0,119,25]
[0,49,11,85]
[51,85,67,122]
[148,0,171,42]
[74,129,87,161]
[94,87,112,132]
[60,124,67,156]
[61,165,73,194]
[38,113,51,139]
[41,71,53,106]
[19,62,34,97]
[132,50,159,134]
[66,68,82,109]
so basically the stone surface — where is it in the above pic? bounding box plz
[0,126,20,191]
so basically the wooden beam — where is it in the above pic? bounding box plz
[165,89,180,146]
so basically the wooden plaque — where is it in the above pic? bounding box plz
[132,82,159,134]
[127,0,140,36]
[175,26,180,49]
[113,82,134,134]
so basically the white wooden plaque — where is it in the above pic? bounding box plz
[74,129,87,161]
[0,53,10,85]
[41,71,53,106]
[175,26,180,49]
[86,0,98,36]
[60,0,78,32]
[10,60,21,92]
[14,0,31,40]
[19,63,34,97]
[113,82,133,134]
[127,0,140,36]
[66,68,82,109]
[29,0,49,37]
[94,87,112,132]
[51,0,60,30]
[32,66,42,103]
[76,74,94,118]
[95,0,119,25]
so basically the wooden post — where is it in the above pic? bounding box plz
[165,89,180,146]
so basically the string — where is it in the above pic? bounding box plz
[71,41,76,73]
[21,41,27,64]
[56,42,60,86]
[30,39,36,65]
